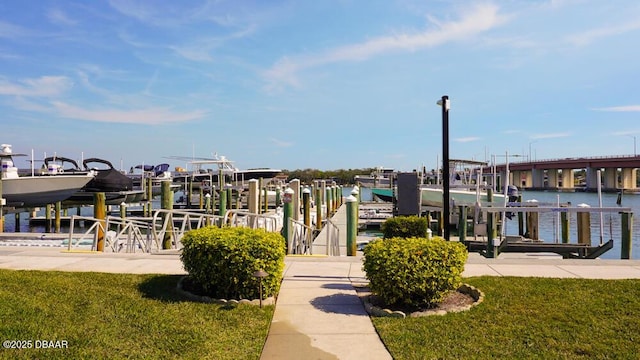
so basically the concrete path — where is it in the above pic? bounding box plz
[2,245,640,359]
[260,257,391,360]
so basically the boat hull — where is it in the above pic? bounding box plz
[371,187,506,207]
[2,174,94,208]
[421,187,506,207]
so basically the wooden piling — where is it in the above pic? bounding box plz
[146,177,153,216]
[263,187,268,214]
[302,188,311,228]
[315,187,323,231]
[282,188,294,252]
[621,212,632,259]
[561,210,570,243]
[486,212,497,258]
[346,195,358,256]
[577,204,591,245]
[55,201,61,233]
[161,181,174,249]
[458,205,467,242]
[517,195,524,236]
[94,193,106,251]
[45,204,52,232]
[219,186,227,225]
[259,178,264,213]
[526,212,539,240]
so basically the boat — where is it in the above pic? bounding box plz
[170,154,282,188]
[371,159,512,208]
[82,158,133,192]
[354,167,395,188]
[128,163,178,196]
[0,144,95,208]
[41,156,144,206]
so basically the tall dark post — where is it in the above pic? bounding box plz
[440,95,450,241]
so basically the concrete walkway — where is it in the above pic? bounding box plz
[2,245,640,359]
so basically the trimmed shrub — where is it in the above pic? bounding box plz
[381,216,428,239]
[180,226,286,300]
[362,236,468,307]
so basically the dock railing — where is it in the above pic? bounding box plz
[224,209,282,232]
[325,218,340,256]
[288,218,314,255]
[68,208,284,253]
[476,204,633,259]
[67,215,108,251]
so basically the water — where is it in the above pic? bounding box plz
[4,187,640,259]
[348,186,640,260]
[512,190,640,260]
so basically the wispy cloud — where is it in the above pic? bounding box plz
[0,20,31,38]
[50,101,207,125]
[455,137,481,143]
[530,132,571,139]
[566,19,640,46]
[263,3,509,91]
[0,76,73,97]
[592,105,640,112]
[269,138,293,148]
[47,8,78,26]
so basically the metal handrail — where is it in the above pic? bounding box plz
[325,218,340,256]
[288,218,314,255]
[224,209,281,232]
[105,216,156,253]
[151,209,223,249]
[67,215,107,251]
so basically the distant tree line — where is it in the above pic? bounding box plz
[281,168,375,185]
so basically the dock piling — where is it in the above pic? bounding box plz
[346,195,358,256]
[94,193,106,251]
[621,212,633,259]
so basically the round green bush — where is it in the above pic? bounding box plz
[362,236,468,308]
[381,216,428,239]
[180,226,286,300]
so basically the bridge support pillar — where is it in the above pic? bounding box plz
[560,169,574,190]
[511,171,521,188]
[603,168,617,190]
[547,169,559,189]
[531,169,544,189]
[621,168,637,190]
[585,167,600,191]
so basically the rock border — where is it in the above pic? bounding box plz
[176,276,276,306]
[357,283,484,318]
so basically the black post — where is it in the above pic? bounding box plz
[441,95,450,241]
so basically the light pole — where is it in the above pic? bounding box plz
[528,140,538,162]
[437,95,450,241]
[627,135,637,156]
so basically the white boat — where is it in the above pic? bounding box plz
[1,144,95,208]
[170,154,282,188]
[354,167,395,188]
[421,159,508,207]
[420,185,505,207]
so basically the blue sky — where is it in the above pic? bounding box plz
[1,0,639,172]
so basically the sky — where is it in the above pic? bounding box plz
[1,0,639,173]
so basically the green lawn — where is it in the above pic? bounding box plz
[0,270,273,360]
[373,277,640,359]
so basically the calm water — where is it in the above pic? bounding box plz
[350,186,640,260]
[4,187,640,259]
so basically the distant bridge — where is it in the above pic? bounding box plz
[480,155,640,192]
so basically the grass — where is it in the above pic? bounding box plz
[373,277,640,359]
[0,270,274,360]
